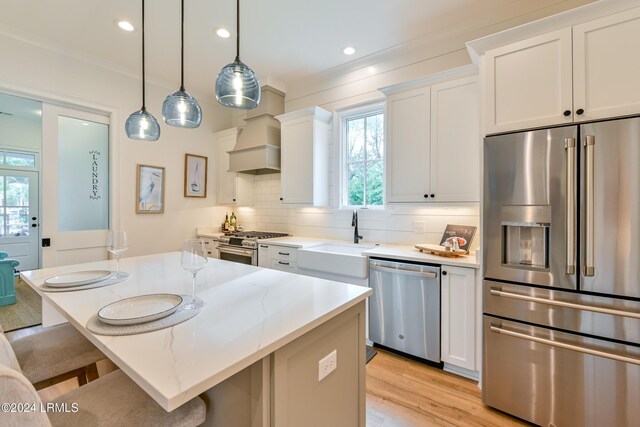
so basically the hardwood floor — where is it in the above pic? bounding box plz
[34,336,527,426]
[366,349,529,427]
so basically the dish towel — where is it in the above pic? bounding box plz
[86,295,201,336]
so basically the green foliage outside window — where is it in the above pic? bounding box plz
[345,112,384,206]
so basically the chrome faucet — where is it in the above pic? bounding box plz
[352,210,363,244]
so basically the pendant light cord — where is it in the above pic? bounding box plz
[141,0,146,110]
[235,0,240,62]
[180,0,185,90]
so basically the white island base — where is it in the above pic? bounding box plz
[205,301,366,427]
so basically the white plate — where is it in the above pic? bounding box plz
[97,294,183,326]
[44,270,113,288]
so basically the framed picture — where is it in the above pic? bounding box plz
[184,153,207,198]
[136,164,165,214]
[439,224,477,253]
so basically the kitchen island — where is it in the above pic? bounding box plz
[20,252,371,427]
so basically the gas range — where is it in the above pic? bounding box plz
[216,231,289,249]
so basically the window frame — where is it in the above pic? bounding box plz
[337,101,385,209]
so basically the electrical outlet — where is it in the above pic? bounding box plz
[412,221,425,233]
[318,349,337,381]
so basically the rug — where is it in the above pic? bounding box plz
[366,345,377,364]
[0,278,42,332]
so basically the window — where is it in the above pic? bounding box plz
[0,151,36,168]
[342,107,384,207]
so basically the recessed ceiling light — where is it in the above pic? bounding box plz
[343,46,356,55]
[216,28,231,39]
[116,20,135,32]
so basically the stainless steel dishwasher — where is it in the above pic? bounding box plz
[368,258,441,363]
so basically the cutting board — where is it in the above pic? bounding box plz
[415,243,466,257]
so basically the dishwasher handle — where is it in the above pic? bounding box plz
[370,264,438,279]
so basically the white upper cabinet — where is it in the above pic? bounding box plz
[385,75,480,203]
[573,7,640,122]
[386,87,431,203]
[430,76,480,202]
[277,107,332,206]
[484,7,640,134]
[214,128,254,205]
[485,28,573,134]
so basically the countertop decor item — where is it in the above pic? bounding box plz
[42,272,129,292]
[184,154,207,197]
[136,164,165,213]
[162,0,202,128]
[44,270,112,288]
[125,0,160,141]
[439,224,477,253]
[215,0,260,109]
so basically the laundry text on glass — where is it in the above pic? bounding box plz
[90,150,101,200]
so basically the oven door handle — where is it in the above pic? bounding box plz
[218,245,255,257]
[490,324,640,366]
[490,288,640,319]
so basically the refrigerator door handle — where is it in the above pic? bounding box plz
[490,324,640,366]
[489,288,640,319]
[584,135,596,277]
[565,138,576,275]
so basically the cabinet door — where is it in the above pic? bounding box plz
[217,132,238,204]
[441,266,476,371]
[573,7,640,122]
[485,28,573,134]
[280,118,314,204]
[386,87,431,203]
[430,76,480,202]
[258,244,270,268]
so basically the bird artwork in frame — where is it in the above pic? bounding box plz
[184,154,207,198]
[136,164,165,214]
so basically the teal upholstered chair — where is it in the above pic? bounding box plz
[0,251,18,307]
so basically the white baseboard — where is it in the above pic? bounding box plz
[443,363,480,381]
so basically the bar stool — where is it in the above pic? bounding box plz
[3,323,106,389]
[0,333,206,427]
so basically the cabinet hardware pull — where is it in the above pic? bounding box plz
[430,194,435,198]
[490,325,640,366]
[584,135,595,277]
[278,261,290,266]
[489,289,640,319]
[442,271,447,276]
[563,110,571,117]
[260,245,268,248]
[278,252,290,256]
[565,137,576,275]
[423,194,429,198]
[576,108,585,115]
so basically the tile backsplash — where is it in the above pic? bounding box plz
[230,174,480,250]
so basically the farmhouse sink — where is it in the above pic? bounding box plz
[297,244,375,279]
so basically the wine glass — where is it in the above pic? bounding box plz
[181,239,207,310]
[107,230,128,278]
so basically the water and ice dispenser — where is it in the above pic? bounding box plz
[501,206,550,270]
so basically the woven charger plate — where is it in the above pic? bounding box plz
[86,295,201,336]
[42,272,130,293]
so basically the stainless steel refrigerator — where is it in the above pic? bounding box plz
[482,117,640,427]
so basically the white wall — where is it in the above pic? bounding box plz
[0,33,233,258]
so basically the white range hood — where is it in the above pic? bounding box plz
[228,86,285,175]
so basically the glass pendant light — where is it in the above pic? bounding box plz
[162,0,202,128]
[215,0,260,109]
[126,0,160,141]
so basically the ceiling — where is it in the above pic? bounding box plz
[0,0,592,97]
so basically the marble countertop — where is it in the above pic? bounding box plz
[20,252,371,411]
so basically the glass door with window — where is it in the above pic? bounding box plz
[0,170,39,270]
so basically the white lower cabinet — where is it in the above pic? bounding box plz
[441,265,477,377]
[201,238,218,259]
[258,244,298,273]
